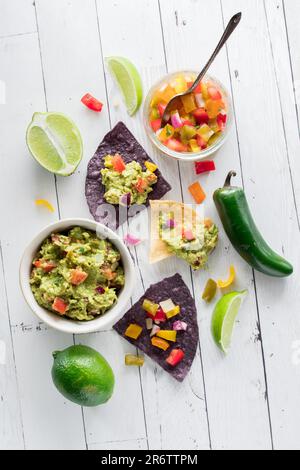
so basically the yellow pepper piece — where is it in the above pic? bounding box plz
[156,330,177,342]
[35,199,55,213]
[158,124,175,142]
[202,279,217,302]
[165,305,180,319]
[125,323,143,340]
[181,93,197,114]
[151,336,170,351]
[174,75,188,94]
[125,354,145,366]
[189,139,200,153]
[201,82,209,100]
[145,161,158,173]
[197,124,214,143]
[217,265,236,289]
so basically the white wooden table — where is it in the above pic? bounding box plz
[0,0,300,451]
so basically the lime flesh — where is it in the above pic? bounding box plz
[52,345,115,407]
[211,291,248,354]
[106,56,143,116]
[26,112,83,176]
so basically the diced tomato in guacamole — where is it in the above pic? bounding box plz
[52,297,68,315]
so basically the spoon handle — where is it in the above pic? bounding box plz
[190,12,242,92]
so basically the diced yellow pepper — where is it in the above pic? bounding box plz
[197,124,214,143]
[181,93,197,114]
[145,161,158,173]
[142,299,159,317]
[125,354,145,366]
[202,279,217,302]
[156,330,177,342]
[174,75,188,94]
[125,324,143,340]
[151,337,170,351]
[158,124,175,142]
[189,139,200,153]
[217,265,236,289]
[206,99,224,119]
[35,199,55,213]
[165,305,180,319]
[208,131,222,147]
[201,82,209,100]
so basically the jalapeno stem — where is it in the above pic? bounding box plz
[224,171,237,187]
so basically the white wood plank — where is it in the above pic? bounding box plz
[0,33,86,449]
[0,0,36,37]
[222,0,300,450]
[96,0,211,450]
[0,245,24,449]
[34,0,147,447]
[89,438,147,451]
[159,0,272,450]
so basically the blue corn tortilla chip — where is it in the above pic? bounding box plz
[85,122,172,229]
[113,274,199,382]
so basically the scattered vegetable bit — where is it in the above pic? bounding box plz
[146,318,153,330]
[156,330,177,342]
[125,354,145,366]
[188,181,206,204]
[150,325,161,337]
[159,298,175,314]
[151,337,170,351]
[125,324,143,340]
[81,93,103,112]
[195,161,216,175]
[142,299,159,317]
[123,233,142,246]
[173,321,187,331]
[35,199,55,213]
[166,349,185,367]
[202,279,218,302]
[165,305,180,319]
[145,161,158,173]
[52,297,68,315]
[217,265,236,289]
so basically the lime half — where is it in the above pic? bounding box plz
[106,56,143,116]
[26,112,83,176]
[211,290,248,354]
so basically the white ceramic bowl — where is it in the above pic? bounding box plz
[19,218,135,334]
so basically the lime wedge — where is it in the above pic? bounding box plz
[26,112,83,176]
[211,290,248,354]
[106,56,143,116]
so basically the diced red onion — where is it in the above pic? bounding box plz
[150,325,160,337]
[171,111,183,129]
[195,93,205,108]
[96,286,105,295]
[173,321,187,331]
[123,233,142,246]
[119,192,131,207]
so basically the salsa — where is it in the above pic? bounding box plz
[30,227,125,321]
[101,154,158,205]
[149,74,227,154]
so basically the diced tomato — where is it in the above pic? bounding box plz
[151,118,162,132]
[165,138,188,153]
[196,135,208,150]
[81,93,103,112]
[187,82,202,94]
[182,119,195,127]
[166,349,185,367]
[52,298,68,315]
[193,108,209,125]
[135,177,148,193]
[217,113,227,131]
[34,260,56,273]
[157,103,167,117]
[70,269,88,286]
[208,86,222,101]
[154,308,167,323]
[112,154,126,173]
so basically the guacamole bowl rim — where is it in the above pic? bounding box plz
[19,218,135,334]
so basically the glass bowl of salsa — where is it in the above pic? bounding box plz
[143,71,232,162]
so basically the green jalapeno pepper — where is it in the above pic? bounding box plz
[213,171,293,278]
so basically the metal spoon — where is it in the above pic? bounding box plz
[161,12,242,127]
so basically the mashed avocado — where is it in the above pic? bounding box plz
[30,227,125,321]
[101,154,157,205]
[160,215,218,270]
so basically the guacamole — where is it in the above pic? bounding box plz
[101,154,157,206]
[160,215,218,270]
[30,227,125,321]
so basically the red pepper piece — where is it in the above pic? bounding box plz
[151,118,162,132]
[193,108,209,125]
[195,161,216,175]
[81,93,103,112]
[166,349,185,367]
[154,308,167,323]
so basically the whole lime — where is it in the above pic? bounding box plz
[51,345,115,407]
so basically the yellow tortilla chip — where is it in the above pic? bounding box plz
[149,200,211,264]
